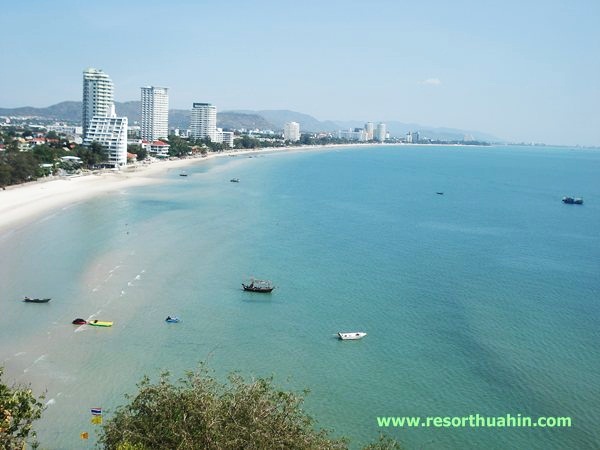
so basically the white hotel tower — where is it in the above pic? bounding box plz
[190,103,217,141]
[141,86,169,141]
[82,68,114,139]
[375,122,387,142]
[284,122,300,142]
[83,104,128,167]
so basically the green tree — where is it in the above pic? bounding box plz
[0,161,11,187]
[76,142,108,168]
[168,136,192,157]
[100,366,401,450]
[234,135,261,149]
[45,130,59,140]
[127,144,147,161]
[300,134,315,145]
[2,152,39,184]
[0,367,45,450]
[21,129,34,138]
[32,144,58,164]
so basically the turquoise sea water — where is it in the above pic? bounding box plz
[1,145,599,449]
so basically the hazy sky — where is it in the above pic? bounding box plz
[1,0,599,145]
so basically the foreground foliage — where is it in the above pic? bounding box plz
[0,368,44,450]
[100,367,401,450]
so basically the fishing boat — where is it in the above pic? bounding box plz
[88,320,113,327]
[72,318,87,325]
[242,279,274,293]
[338,332,367,340]
[165,316,181,323]
[562,196,583,204]
[23,297,51,303]
[230,178,240,183]
[179,171,188,177]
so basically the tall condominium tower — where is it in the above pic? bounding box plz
[365,122,374,140]
[190,103,217,141]
[82,68,114,138]
[284,122,301,142]
[141,86,169,141]
[375,122,387,142]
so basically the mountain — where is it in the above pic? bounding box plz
[0,101,141,123]
[0,101,273,131]
[0,101,82,121]
[217,112,274,130]
[0,101,501,141]
[228,109,339,132]
[334,120,501,142]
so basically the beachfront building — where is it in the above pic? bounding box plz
[375,123,387,142]
[190,102,217,142]
[83,105,128,167]
[82,68,114,139]
[141,139,170,158]
[338,128,368,141]
[141,86,169,141]
[283,122,300,142]
[215,128,235,148]
[406,131,420,144]
[365,122,374,140]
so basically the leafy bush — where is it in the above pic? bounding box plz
[100,366,401,450]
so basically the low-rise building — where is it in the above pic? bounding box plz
[215,128,234,148]
[337,128,368,141]
[141,139,170,158]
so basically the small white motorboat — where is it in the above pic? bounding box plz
[338,331,367,340]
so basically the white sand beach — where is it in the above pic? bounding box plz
[0,144,366,234]
[0,155,209,234]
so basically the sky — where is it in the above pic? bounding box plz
[1,0,599,146]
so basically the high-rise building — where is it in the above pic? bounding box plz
[375,123,387,142]
[190,103,217,141]
[83,104,128,167]
[82,68,114,139]
[365,122,374,140]
[141,86,169,141]
[284,122,300,142]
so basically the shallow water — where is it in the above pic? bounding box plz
[1,145,599,449]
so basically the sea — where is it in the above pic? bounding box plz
[0,144,599,449]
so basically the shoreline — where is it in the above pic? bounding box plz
[0,143,370,234]
[0,142,476,234]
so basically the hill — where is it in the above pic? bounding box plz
[229,109,339,132]
[0,102,274,131]
[0,101,501,141]
[334,120,500,142]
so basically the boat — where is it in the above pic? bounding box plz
[562,196,583,204]
[338,332,367,340]
[165,316,181,323]
[88,320,113,327]
[179,172,188,177]
[242,279,274,293]
[436,192,444,195]
[230,178,240,183]
[72,318,87,325]
[23,297,51,303]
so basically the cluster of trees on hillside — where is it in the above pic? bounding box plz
[1,365,402,450]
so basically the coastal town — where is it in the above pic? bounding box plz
[0,68,492,188]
